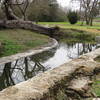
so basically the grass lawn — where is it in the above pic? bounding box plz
[92,74,100,97]
[39,21,100,43]
[0,29,50,57]
[93,57,100,97]
[59,28,96,43]
[94,17,100,22]
[39,22,100,35]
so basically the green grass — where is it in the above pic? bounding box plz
[0,29,50,57]
[92,74,100,97]
[92,55,100,97]
[94,17,100,22]
[39,21,100,28]
[39,21,100,43]
[59,28,95,43]
[39,22,100,35]
[93,58,100,97]
[39,21,100,26]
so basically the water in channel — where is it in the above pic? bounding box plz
[0,41,99,91]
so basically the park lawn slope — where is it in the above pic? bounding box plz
[39,22,100,43]
[0,29,50,57]
[39,22,100,35]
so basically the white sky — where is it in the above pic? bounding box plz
[57,0,71,7]
[57,0,80,10]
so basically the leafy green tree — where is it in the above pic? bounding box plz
[67,11,78,24]
[27,0,66,22]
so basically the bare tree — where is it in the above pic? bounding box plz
[15,0,31,20]
[72,0,100,26]
[0,0,31,20]
[2,0,19,20]
[0,0,59,34]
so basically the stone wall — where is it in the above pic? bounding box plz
[0,38,58,65]
[0,48,100,100]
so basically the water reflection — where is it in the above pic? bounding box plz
[0,62,15,90]
[36,43,97,69]
[0,42,98,91]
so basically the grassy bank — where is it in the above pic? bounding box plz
[93,56,100,97]
[39,22,100,43]
[92,74,100,97]
[59,29,95,43]
[39,22,100,35]
[0,29,50,57]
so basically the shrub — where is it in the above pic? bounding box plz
[67,11,78,24]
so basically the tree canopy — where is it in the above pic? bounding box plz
[72,0,100,26]
[0,0,66,22]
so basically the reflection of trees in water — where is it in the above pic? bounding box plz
[66,43,97,59]
[24,57,48,80]
[0,47,56,91]
[31,47,57,62]
[78,43,96,55]
[0,56,47,91]
[0,43,97,91]
[0,62,15,91]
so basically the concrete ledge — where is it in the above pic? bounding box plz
[0,48,100,100]
[0,38,58,65]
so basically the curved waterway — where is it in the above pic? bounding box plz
[0,41,99,91]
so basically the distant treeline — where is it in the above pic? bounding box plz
[0,0,67,22]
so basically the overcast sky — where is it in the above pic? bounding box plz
[57,0,80,10]
[57,0,71,7]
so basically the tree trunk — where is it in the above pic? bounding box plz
[89,17,93,26]
[0,20,59,36]
[86,18,89,25]
[90,19,93,26]
[3,0,19,20]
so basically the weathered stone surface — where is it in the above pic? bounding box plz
[0,48,99,100]
[93,98,100,100]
